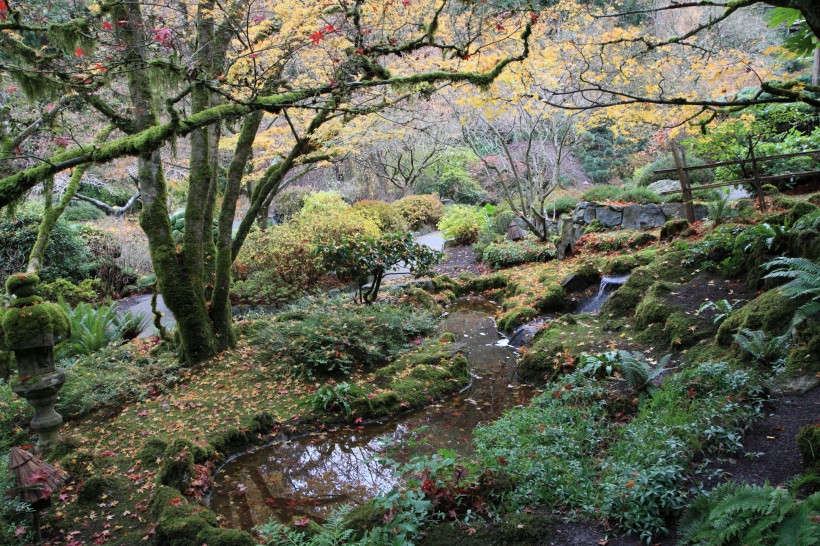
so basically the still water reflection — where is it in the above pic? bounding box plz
[209,298,534,529]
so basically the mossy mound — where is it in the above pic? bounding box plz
[400,287,444,316]
[350,342,470,418]
[457,272,509,295]
[151,485,255,546]
[716,289,801,346]
[603,255,638,275]
[497,306,538,332]
[770,195,819,221]
[633,283,701,349]
[77,476,129,505]
[533,283,567,314]
[157,439,197,491]
[660,218,689,241]
[785,321,820,376]
[600,251,691,318]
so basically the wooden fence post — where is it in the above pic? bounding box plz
[748,138,767,212]
[672,145,696,223]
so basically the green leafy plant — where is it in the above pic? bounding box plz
[697,299,735,325]
[56,300,148,359]
[733,328,791,371]
[319,232,440,304]
[310,382,359,416]
[439,205,488,245]
[677,482,820,545]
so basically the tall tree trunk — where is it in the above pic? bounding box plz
[813,45,819,86]
[112,0,217,364]
[210,112,262,350]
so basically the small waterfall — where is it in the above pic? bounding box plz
[575,274,630,314]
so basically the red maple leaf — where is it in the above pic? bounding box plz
[152,27,173,48]
[0,0,7,21]
[75,47,86,57]
[101,21,114,31]
[310,30,324,45]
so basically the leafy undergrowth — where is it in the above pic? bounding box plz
[7,301,468,546]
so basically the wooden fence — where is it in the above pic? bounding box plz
[653,143,820,223]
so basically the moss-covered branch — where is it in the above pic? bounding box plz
[27,126,114,274]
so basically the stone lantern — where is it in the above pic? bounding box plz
[0,273,70,453]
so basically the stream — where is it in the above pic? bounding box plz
[208,298,535,530]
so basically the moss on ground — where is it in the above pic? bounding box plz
[497,306,539,331]
[419,511,558,545]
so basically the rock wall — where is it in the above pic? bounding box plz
[572,201,708,230]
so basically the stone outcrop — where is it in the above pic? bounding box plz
[573,201,707,230]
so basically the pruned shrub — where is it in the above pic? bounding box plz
[483,240,556,269]
[394,194,445,231]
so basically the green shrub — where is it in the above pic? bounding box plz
[38,278,101,306]
[0,212,94,283]
[548,195,579,216]
[483,240,556,269]
[298,190,349,217]
[249,300,436,378]
[617,186,661,204]
[230,269,297,306]
[633,154,713,187]
[416,148,487,204]
[439,205,487,245]
[349,200,408,233]
[235,212,380,293]
[319,232,440,304]
[489,210,518,236]
[677,482,819,545]
[62,200,105,221]
[394,194,445,230]
[581,185,621,202]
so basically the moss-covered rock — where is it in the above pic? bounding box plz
[157,439,196,491]
[137,439,169,468]
[497,306,538,332]
[431,274,457,294]
[419,511,557,546]
[785,321,820,376]
[634,285,700,349]
[562,261,601,292]
[195,528,256,546]
[603,255,638,275]
[457,272,509,295]
[660,218,689,241]
[77,476,128,505]
[797,424,820,474]
[533,283,567,313]
[716,289,801,346]
[401,287,444,315]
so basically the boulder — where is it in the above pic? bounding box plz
[583,204,597,224]
[596,207,623,228]
[621,204,643,230]
[562,273,595,293]
[636,204,666,228]
[573,202,588,223]
[661,203,686,219]
[648,179,682,195]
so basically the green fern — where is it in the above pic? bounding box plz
[764,257,820,334]
[733,328,789,370]
[678,482,820,545]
